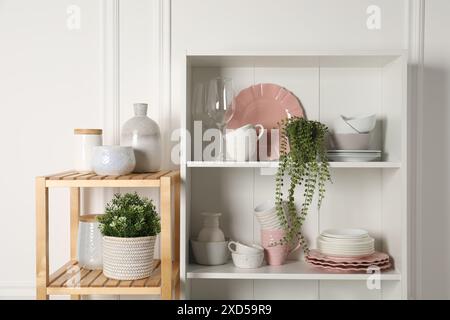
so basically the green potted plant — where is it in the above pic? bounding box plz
[275,117,331,254]
[98,192,161,280]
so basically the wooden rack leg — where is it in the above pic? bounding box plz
[160,176,173,300]
[174,177,181,300]
[70,187,81,300]
[36,177,49,300]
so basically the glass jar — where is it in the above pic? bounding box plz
[78,214,103,270]
[74,129,103,172]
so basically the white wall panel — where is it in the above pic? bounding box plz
[421,0,450,300]
[0,0,103,298]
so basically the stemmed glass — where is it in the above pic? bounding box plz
[206,77,236,161]
[191,82,208,122]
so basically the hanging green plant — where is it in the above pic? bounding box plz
[275,117,331,254]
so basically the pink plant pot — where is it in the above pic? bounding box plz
[264,245,289,266]
[261,229,285,248]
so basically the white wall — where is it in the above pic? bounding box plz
[0,0,104,298]
[1,0,449,300]
[421,0,450,299]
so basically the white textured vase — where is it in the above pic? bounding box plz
[103,236,156,280]
[197,213,225,242]
[121,103,162,173]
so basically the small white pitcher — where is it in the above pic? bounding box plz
[225,124,264,161]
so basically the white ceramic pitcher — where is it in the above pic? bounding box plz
[225,124,264,161]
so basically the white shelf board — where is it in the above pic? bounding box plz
[186,51,407,68]
[187,261,401,281]
[186,161,401,169]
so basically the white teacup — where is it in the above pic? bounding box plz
[232,252,264,269]
[228,241,264,255]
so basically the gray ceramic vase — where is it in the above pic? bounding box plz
[121,103,162,173]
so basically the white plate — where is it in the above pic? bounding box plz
[318,244,374,251]
[318,235,373,244]
[319,251,375,258]
[328,156,381,162]
[318,245,374,251]
[318,239,374,247]
[328,150,382,154]
[321,229,369,239]
[318,245,375,252]
[318,248,374,255]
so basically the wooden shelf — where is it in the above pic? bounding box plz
[187,261,401,281]
[186,161,401,169]
[36,170,181,300]
[42,170,173,188]
[47,260,179,296]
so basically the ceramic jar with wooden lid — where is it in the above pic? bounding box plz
[74,129,103,172]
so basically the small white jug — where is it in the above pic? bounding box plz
[225,124,264,161]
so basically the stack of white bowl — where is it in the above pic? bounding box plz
[331,114,377,150]
[317,229,375,257]
[228,241,265,269]
[254,201,283,230]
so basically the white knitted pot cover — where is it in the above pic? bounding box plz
[103,236,156,280]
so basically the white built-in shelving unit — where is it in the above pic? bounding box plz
[178,51,409,300]
[186,161,402,169]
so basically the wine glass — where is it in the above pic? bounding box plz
[191,82,207,121]
[206,77,236,160]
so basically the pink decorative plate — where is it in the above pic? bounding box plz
[307,250,390,264]
[227,83,305,130]
[307,261,392,273]
[306,259,389,268]
[306,257,390,268]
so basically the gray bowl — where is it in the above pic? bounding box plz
[191,240,230,266]
[330,133,370,150]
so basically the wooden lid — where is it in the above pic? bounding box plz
[79,214,102,222]
[74,129,103,135]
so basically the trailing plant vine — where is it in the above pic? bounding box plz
[275,117,331,255]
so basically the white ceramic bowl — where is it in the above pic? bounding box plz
[92,146,136,176]
[254,201,277,215]
[258,221,282,230]
[255,215,283,229]
[333,115,377,134]
[333,116,359,134]
[343,114,377,133]
[256,214,279,223]
[228,241,264,255]
[232,252,264,269]
[330,133,370,150]
[191,240,230,266]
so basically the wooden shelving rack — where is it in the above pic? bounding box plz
[35,170,180,300]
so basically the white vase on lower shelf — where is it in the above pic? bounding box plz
[197,213,225,242]
[78,214,103,270]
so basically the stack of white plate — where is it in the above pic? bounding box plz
[317,229,375,257]
[327,150,382,162]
